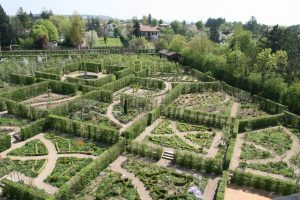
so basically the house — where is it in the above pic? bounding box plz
[140,25,160,40]
[158,49,182,63]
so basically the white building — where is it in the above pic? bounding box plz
[140,25,160,40]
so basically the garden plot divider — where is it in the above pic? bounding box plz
[47,115,120,144]
[284,111,300,129]
[66,74,116,87]
[127,141,163,160]
[215,171,229,200]
[100,74,134,92]
[9,73,36,85]
[191,69,216,82]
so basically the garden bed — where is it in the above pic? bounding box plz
[8,140,48,156]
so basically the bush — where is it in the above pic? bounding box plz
[135,69,148,77]
[238,113,285,132]
[0,134,11,152]
[9,73,36,85]
[127,141,163,160]
[284,111,300,129]
[35,71,61,81]
[134,77,165,90]
[253,95,288,114]
[66,74,116,87]
[191,69,216,82]
[0,98,6,111]
[49,81,78,95]
[115,67,135,79]
[216,171,228,200]
[1,179,54,200]
[173,150,222,174]
[100,74,134,92]
[123,115,148,140]
[57,140,125,200]
[231,170,300,195]
[147,106,161,125]
[20,118,47,140]
[224,138,235,169]
[47,115,119,144]
[83,89,113,102]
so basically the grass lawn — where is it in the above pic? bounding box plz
[95,37,123,47]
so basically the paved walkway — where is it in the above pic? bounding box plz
[134,118,162,142]
[204,176,221,200]
[109,156,151,200]
[229,133,244,170]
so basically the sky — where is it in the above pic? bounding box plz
[1,0,299,26]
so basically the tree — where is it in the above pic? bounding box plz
[245,16,259,36]
[205,18,225,28]
[159,19,163,25]
[151,18,158,26]
[132,20,141,37]
[285,82,300,113]
[40,8,53,19]
[128,37,147,50]
[147,13,152,25]
[169,35,188,53]
[16,7,29,29]
[49,15,69,35]
[209,26,219,43]
[69,12,85,48]
[31,24,48,39]
[124,98,128,114]
[254,48,277,82]
[0,4,12,46]
[226,47,250,76]
[275,50,288,80]
[195,20,204,31]
[36,19,59,41]
[84,30,98,49]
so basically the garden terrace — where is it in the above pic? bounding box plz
[230,126,300,181]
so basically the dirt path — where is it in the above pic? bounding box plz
[229,133,244,170]
[224,185,275,200]
[230,102,240,118]
[206,131,222,158]
[109,156,151,200]
[106,100,125,128]
[204,176,221,200]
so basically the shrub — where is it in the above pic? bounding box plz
[1,179,54,200]
[147,106,161,125]
[100,74,134,92]
[284,111,300,129]
[47,115,119,144]
[253,95,288,114]
[127,141,163,160]
[83,89,113,102]
[224,138,235,169]
[20,118,47,140]
[9,73,36,85]
[123,115,148,140]
[216,171,228,200]
[35,71,61,81]
[190,69,216,82]
[115,67,135,79]
[231,170,300,195]
[0,134,11,152]
[238,113,285,132]
[135,69,148,77]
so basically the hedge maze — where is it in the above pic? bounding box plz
[0,54,299,200]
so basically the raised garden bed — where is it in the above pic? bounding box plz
[8,140,48,156]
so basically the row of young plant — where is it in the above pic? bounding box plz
[57,140,125,200]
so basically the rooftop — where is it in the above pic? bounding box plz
[140,25,160,32]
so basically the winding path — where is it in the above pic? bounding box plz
[109,156,151,200]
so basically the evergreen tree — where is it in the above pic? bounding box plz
[69,12,85,48]
[0,4,12,46]
[209,26,219,43]
[132,20,141,37]
[124,98,128,114]
[147,13,152,25]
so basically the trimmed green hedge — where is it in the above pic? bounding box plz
[35,71,61,81]
[81,85,98,93]
[224,138,236,169]
[20,118,47,140]
[163,106,232,128]
[57,140,125,200]
[231,170,300,195]
[83,89,113,102]
[173,150,223,174]
[284,111,300,129]
[103,65,125,74]
[238,113,285,132]
[163,84,184,105]
[48,81,77,95]
[127,141,163,160]
[216,171,228,200]
[147,106,161,125]
[115,67,134,79]
[133,77,165,90]
[66,74,115,87]
[135,69,148,77]
[253,95,288,114]
[1,179,54,200]
[191,69,216,82]
[47,115,119,144]
[0,98,6,111]
[123,115,148,140]
[100,74,134,92]
[0,134,11,152]
[6,100,48,120]
[9,73,36,85]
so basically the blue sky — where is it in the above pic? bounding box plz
[1,0,299,25]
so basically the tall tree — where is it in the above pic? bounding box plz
[40,8,53,19]
[0,4,12,47]
[245,16,259,37]
[254,48,277,82]
[209,26,219,43]
[158,19,163,25]
[16,7,29,29]
[195,20,204,31]
[132,20,141,37]
[36,19,59,41]
[147,13,152,25]
[68,12,85,48]
[84,30,98,49]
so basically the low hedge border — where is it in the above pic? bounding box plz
[0,134,11,152]
[127,141,163,160]
[20,118,47,140]
[9,73,36,85]
[1,179,54,200]
[216,171,229,200]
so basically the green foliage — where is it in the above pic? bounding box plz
[66,74,115,87]
[35,71,61,80]
[216,171,228,200]
[147,106,161,125]
[47,115,119,144]
[152,119,173,134]
[9,73,36,85]
[2,179,54,200]
[115,67,135,79]
[224,138,235,169]
[0,134,11,152]
[20,118,47,140]
[68,13,85,47]
[57,140,125,199]
[245,162,294,178]
[31,24,48,39]
[83,89,113,102]
[36,19,59,41]
[123,116,148,140]
[127,142,163,160]
[100,74,134,92]
[231,170,299,195]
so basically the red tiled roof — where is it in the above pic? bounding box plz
[140,25,160,32]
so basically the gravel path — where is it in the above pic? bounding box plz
[109,156,151,200]
[229,133,244,170]
[230,102,240,118]
[204,176,221,200]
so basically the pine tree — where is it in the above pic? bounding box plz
[0,4,12,47]
[132,20,141,37]
[124,98,128,114]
